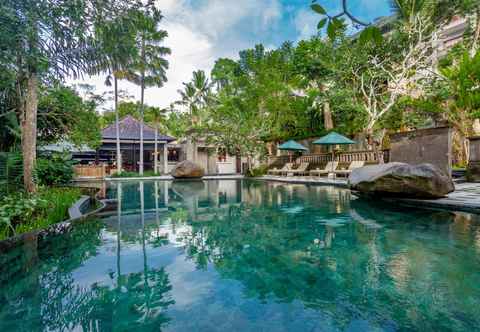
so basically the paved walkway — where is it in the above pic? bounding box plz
[260,175,480,213]
[389,182,480,213]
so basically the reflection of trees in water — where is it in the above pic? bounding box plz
[0,182,175,331]
[97,181,174,331]
[86,267,174,331]
[0,220,103,330]
[176,186,480,330]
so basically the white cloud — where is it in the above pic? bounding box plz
[72,0,284,110]
[293,8,319,42]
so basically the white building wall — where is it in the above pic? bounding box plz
[217,153,237,174]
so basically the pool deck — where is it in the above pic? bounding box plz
[386,182,480,213]
[260,175,480,213]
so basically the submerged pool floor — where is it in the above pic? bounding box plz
[1,180,480,331]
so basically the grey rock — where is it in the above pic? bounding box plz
[349,162,454,199]
[171,160,205,178]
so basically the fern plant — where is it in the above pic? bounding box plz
[0,152,23,197]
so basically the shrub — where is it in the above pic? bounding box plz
[0,187,81,240]
[0,194,47,235]
[0,152,23,198]
[246,164,269,177]
[35,153,75,186]
[110,171,141,178]
[110,170,160,178]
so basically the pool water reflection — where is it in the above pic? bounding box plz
[1,180,480,331]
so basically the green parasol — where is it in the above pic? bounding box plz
[278,140,308,162]
[313,132,355,161]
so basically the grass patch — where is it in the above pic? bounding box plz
[0,187,82,240]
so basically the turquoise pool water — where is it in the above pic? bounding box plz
[1,180,480,331]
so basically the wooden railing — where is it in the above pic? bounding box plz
[74,165,106,178]
[268,150,389,167]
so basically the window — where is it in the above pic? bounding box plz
[218,148,227,162]
[168,149,180,162]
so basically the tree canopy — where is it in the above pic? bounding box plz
[162,2,479,165]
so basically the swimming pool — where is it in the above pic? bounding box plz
[1,180,480,331]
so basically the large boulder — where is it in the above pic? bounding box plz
[349,162,454,199]
[171,160,205,179]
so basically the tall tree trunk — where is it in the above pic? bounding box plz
[154,124,158,174]
[139,38,146,176]
[139,81,144,175]
[115,75,122,174]
[323,102,334,130]
[22,72,38,193]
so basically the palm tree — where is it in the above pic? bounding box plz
[175,70,213,163]
[125,5,171,175]
[98,11,139,174]
[176,70,213,124]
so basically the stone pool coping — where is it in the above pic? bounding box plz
[0,190,107,252]
[259,175,480,214]
[258,175,349,187]
[104,174,245,181]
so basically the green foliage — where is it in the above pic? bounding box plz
[327,89,367,135]
[0,187,81,240]
[38,85,102,148]
[310,0,376,41]
[441,51,480,118]
[311,3,326,15]
[381,96,443,131]
[164,112,191,140]
[359,26,383,45]
[0,67,19,150]
[110,170,158,178]
[35,153,75,186]
[246,165,269,178]
[0,194,47,236]
[0,152,23,196]
[176,70,213,120]
[102,101,166,127]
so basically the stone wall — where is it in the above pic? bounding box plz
[467,136,480,182]
[389,127,452,176]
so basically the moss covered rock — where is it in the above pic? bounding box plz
[349,162,454,199]
[171,160,205,178]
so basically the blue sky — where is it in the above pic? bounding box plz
[77,0,392,109]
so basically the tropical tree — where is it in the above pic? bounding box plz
[99,11,141,174]
[37,85,102,148]
[0,0,143,192]
[174,70,213,162]
[124,5,171,175]
[176,70,213,124]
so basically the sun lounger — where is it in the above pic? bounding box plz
[309,161,338,177]
[286,163,310,176]
[334,160,365,177]
[268,163,293,175]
